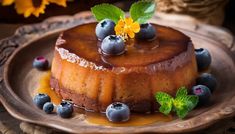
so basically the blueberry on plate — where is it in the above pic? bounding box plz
[101,35,125,56]
[43,102,54,114]
[195,48,212,71]
[96,19,115,40]
[135,23,156,40]
[106,102,130,122]
[196,73,217,93]
[33,93,51,109]
[57,101,74,118]
[33,56,49,70]
[191,85,211,106]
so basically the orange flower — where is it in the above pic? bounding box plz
[1,0,14,6]
[15,0,49,18]
[48,0,66,7]
[1,0,67,18]
[115,17,140,40]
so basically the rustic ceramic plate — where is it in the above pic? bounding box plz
[0,12,235,133]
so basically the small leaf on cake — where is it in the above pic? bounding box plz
[130,1,156,24]
[91,3,125,24]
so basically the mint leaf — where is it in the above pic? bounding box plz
[187,95,199,111]
[173,97,190,119]
[155,87,199,119]
[176,86,188,98]
[155,92,173,115]
[130,1,156,24]
[174,95,199,119]
[175,104,189,119]
[159,103,172,115]
[91,3,125,23]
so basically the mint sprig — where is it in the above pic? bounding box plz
[91,3,125,24]
[91,1,155,24]
[130,1,156,24]
[155,87,199,119]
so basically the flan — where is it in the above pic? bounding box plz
[50,22,198,113]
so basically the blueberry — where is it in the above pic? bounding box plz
[33,93,51,109]
[195,48,212,71]
[191,85,211,106]
[33,56,49,70]
[96,19,115,40]
[43,102,54,114]
[135,23,156,40]
[106,102,130,122]
[57,101,73,118]
[101,35,125,56]
[196,73,217,93]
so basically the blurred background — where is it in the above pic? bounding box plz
[0,0,234,33]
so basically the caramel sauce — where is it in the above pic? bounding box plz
[85,112,172,126]
[59,23,190,68]
[36,72,173,126]
[35,71,62,105]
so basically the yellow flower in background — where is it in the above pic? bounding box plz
[15,0,49,18]
[1,0,67,17]
[1,0,14,6]
[49,0,66,7]
[115,17,140,40]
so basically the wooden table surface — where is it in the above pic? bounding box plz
[0,20,235,133]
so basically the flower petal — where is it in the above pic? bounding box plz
[15,0,48,18]
[131,22,140,33]
[117,19,125,27]
[125,18,133,25]
[24,8,34,18]
[128,31,135,38]
[2,0,14,6]
[115,25,123,35]
[49,0,66,7]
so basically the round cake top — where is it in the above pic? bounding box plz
[56,22,191,68]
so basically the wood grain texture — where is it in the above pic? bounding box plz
[0,12,235,133]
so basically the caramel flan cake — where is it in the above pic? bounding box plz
[50,22,198,113]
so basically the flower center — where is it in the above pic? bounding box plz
[32,0,42,8]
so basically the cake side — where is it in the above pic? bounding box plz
[51,41,197,113]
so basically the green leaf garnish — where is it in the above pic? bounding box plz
[91,3,125,24]
[176,86,188,98]
[155,92,173,115]
[130,0,156,24]
[155,87,199,119]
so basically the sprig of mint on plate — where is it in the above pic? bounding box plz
[155,87,199,119]
[91,0,156,24]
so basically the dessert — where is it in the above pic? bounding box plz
[50,16,197,113]
[31,1,218,121]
